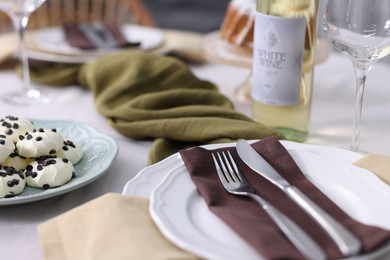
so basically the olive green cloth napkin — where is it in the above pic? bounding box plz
[30,50,283,164]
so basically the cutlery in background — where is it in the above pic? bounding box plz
[236,140,361,257]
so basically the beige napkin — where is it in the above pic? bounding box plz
[354,154,390,185]
[38,193,199,260]
[156,29,206,64]
[0,32,17,65]
[37,154,390,260]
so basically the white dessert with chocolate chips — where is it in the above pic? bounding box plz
[0,134,15,163]
[0,116,34,143]
[1,151,32,171]
[57,140,84,164]
[25,157,75,189]
[16,128,64,158]
[0,115,85,199]
[0,166,26,198]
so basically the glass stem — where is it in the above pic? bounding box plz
[351,65,370,152]
[12,14,31,91]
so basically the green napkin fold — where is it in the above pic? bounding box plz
[30,50,284,164]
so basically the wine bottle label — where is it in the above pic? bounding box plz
[252,12,306,106]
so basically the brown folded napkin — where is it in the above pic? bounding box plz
[63,21,140,50]
[38,193,199,260]
[179,137,390,259]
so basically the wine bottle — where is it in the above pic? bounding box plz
[251,0,318,142]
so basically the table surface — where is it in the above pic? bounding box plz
[1,50,389,260]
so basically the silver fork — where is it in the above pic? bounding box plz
[212,151,327,260]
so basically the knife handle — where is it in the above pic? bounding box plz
[249,193,327,260]
[286,186,361,256]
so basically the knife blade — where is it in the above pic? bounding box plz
[236,139,361,257]
[79,23,116,49]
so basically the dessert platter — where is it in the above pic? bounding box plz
[26,24,165,63]
[123,141,390,260]
[0,116,118,206]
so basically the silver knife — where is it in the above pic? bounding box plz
[236,139,361,257]
[79,23,116,49]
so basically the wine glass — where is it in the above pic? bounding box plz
[323,0,390,153]
[0,0,53,105]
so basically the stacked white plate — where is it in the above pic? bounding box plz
[122,140,390,260]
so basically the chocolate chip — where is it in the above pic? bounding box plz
[5,166,15,173]
[6,116,18,121]
[7,179,19,187]
[37,157,47,164]
[36,136,42,141]
[42,184,50,189]
[49,159,56,164]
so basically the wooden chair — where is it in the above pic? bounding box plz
[0,0,155,34]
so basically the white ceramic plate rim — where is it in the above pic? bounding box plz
[123,141,390,260]
[0,119,118,206]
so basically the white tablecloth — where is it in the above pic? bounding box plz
[0,51,389,260]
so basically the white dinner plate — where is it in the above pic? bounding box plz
[123,141,390,260]
[0,119,118,206]
[34,24,164,54]
[27,24,164,63]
